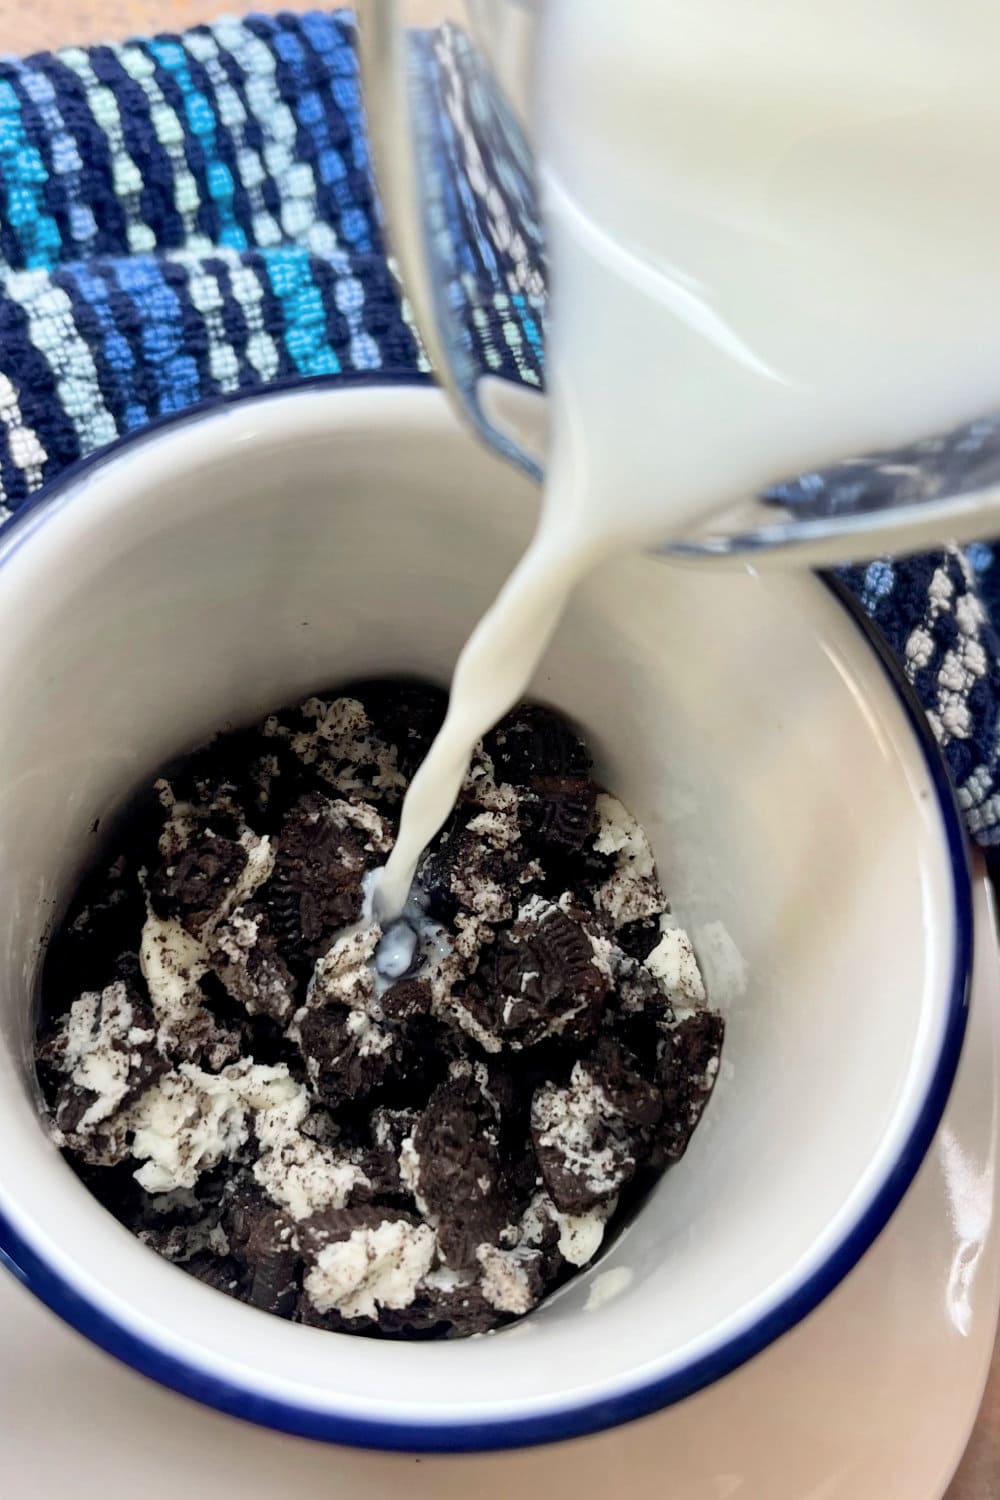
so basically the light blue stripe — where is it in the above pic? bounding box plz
[183,29,282,250]
[209,17,334,255]
[332,270,381,372]
[57,45,155,255]
[145,38,247,253]
[510,293,543,359]
[0,78,61,268]
[262,246,341,377]
[14,64,96,254]
[3,269,117,451]
[165,250,242,394]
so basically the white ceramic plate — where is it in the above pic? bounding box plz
[1,874,994,1500]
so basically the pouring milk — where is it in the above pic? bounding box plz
[376,0,1000,917]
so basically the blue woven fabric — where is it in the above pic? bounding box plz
[1,10,999,843]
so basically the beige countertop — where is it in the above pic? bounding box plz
[0,1,996,1493]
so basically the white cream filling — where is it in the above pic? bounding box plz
[304,1218,436,1319]
[645,918,707,1003]
[477,1243,539,1315]
[58,980,151,1132]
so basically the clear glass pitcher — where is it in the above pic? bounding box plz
[359,0,1000,567]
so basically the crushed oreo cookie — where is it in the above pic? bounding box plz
[36,683,724,1339]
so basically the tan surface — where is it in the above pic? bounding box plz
[0,0,452,54]
[0,0,997,1493]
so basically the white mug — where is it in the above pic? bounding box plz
[0,382,969,1448]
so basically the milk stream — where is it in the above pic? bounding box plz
[376,512,594,918]
[378,0,1000,917]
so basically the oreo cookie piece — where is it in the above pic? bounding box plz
[654,1010,725,1163]
[243,1205,302,1316]
[615,917,664,964]
[184,1251,250,1298]
[601,959,681,1078]
[219,1177,302,1315]
[405,1071,509,1268]
[483,704,591,784]
[297,1201,421,1257]
[379,978,432,1023]
[476,1242,546,1317]
[349,679,448,778]
[220,1174,270,1251]
[521,776,597,854]
[531,1040,662,1214]
[137,1215,223,1265]
[377,1273,501,1339]
[43,853,147,1011]
[295,1003,400,1109]
[211,901,297,1022]
[41,977,167,1165]
[364,1106,420,1196]
[266,794,386,966]
[174,731,313,835]
[263,696,408,805]
[457,899,608,1051]
[150,831,248,937]
[542,843,620,908]
[294,1294,371,1335]
[588,793,666,929]
[590,1037,663,1133]
[416,822,526,926]
[162,730,270,830]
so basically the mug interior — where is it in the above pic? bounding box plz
[0,386,965,1444]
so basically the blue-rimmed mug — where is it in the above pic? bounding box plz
[0,381,969,1448]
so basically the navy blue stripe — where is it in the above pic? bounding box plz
[244,13,328,234]
[4,60,98,260]
[0,415,29,507]
[203,253,258,389]
[297,10,378,253]
[83,44,179,254]
[139,34,248,253]
[129,38,217,247]
[158,254,221,398]
[0,424,20,507]
[28,51,129,260]
[92,254,159,424]
[61,260,147,430]
[200,23,284,233]
[250,250,301,382]
[306,252,355,363]
[246,13,375,254]
[50,265,128,421]
[208,250,298,385]
[94,255,170,415]
[343,251,421,369]
[174,32,256,247]
[0,294,81,471]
